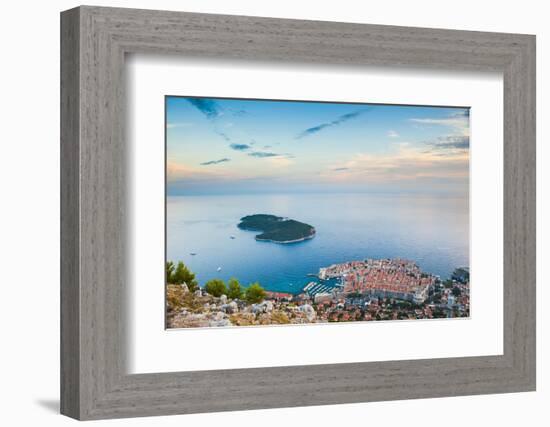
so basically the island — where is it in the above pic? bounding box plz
[238,214,316,244]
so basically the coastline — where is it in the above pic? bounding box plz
[255,229,316,244]
[166,260,470,328]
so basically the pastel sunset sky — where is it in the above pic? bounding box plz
[166,96,469,196]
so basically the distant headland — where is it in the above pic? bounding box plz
[238,214,316,244]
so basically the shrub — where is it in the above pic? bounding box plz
[166,284,201,313]
[168,261,199,292]
[204,279,227,297]
[245,282,266,304]
[270,311,290,324]
[166,261,175,283]
[227,277,243,300]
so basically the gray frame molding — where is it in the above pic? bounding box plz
[61,6,536,420]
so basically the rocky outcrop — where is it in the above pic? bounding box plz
[166,284,322,329]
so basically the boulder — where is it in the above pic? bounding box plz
[222,301,238,314]
[220,294,228,304]
[299,304,316,322]
[251,304,264,314]
[229,301,238,313]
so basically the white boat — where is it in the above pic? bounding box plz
[190,252,197,256]
[217,267,222,272]
[230,235,235,239]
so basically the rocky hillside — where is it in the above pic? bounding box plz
[166,283,318,328]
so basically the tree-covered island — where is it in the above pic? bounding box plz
[238,214,316,243]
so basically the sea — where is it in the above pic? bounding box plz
[166,193,469,294]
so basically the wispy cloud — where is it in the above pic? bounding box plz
[269,155,295,168]
[326,144,468,185]
[296,109,370,139]
[230,143,251,151]
[387,130,399,138]
[411,111,470,153]
[214,130,231,142]
[410,111,469,137]
[248,151,279,158]
[167,122,193,129]
[426,135,469,150]
[187,98,223,120]
[200,158,231,166]
[167,161,254,196]
[246,152,296,169]
[186,98,250,121]
[230,109,248,117]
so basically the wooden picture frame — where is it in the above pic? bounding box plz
[60,5,536,420]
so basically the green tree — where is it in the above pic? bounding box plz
[166,261,175,283]
[173,261,198,292]
[452,286,462,297]
[244,282,266,304]
[204,279,227,297]
[227,277,243,300]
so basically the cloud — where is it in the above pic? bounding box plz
[296,109,370,139]
[230,109,248,117]
[246,152,296,167]
[248,151,279,158]
[325,144,468,185]
[185,98,250,121]
[214,130,231,142]
[410,111,470,137]
[269,156,295,168]
[387,130,399,138]
[187,98,223,120]
[169,161,222,180]
[200,158,231,166]
[167,161,258,196]
[167,122,192,129]
[229,143,251,151]
[411,111,470,153]
[427,135,470,150]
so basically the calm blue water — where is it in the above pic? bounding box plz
[167,193,469,294]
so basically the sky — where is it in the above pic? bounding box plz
[166,96,469,196]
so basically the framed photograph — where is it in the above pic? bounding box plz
[61,6,536,420]
[164,96,471,329]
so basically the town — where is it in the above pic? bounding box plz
[166,258,470,328]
